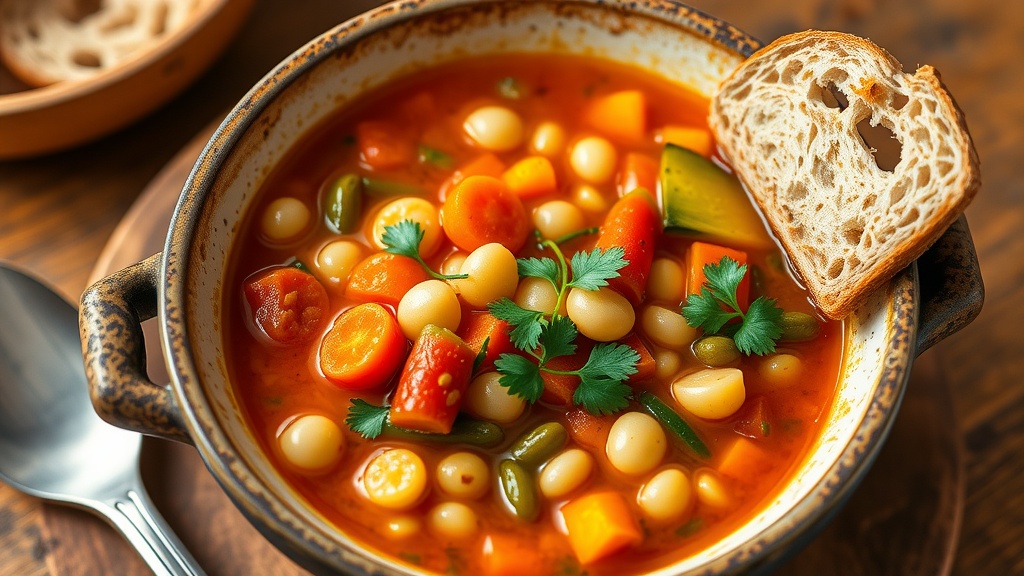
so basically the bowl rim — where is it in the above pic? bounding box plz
[161,1,918,574]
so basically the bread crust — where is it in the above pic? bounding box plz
[709,30,980,319]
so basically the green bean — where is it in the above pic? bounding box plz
[779,311,821,341]
[382,417,504,448]
[417,145,454,169]
[361,176,427,198]
[510,422,567,467]
[499,459,538,521]
[692,335,741,367]
[638,392,710,459]
[323,173,363,234]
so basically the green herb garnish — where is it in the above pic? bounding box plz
[681,256,784,355]
[488,240,638,416]
[345,399,390,439]
[381,220,468,281]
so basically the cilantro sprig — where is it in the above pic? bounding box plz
[488,239,639,416]
[381,220,467,280]
[681,256,785,355]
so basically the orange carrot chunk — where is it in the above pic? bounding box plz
[717,435,775,482]
[457,312,515,374]
[565,408,616,453]
[594,189,662,306]
[243,267,329,344]
[441,175,530,253]
[660,124,713,157]
[687,241,750,309]
[345,253,429,307]
[583,90,647,142]
[502,155,557,198]
[356,120,416,169]
[562,491,643,564]
[481,533,545,576]
[389,324,476,434]
[320,303,406,391]
[617,152,659,198]
[620,332,655,383]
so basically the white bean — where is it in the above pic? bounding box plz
[514,277,562,315]
[530,121,567,157]
[672,368,745,420]
[640,304,697,350]
[758,353,803,389]
[436,452,490,499]
[316,240,364,283]
[383,515,421,540]
[428,502,478,540]
[464,106,524,152]
[572,184,609,214]
[533,200,585,241]
[654,349,683,381]
[694,468,734,510]
[539,449,594,499]
[570,136,617,184]
[566,286,635,342]
[647,258,686,303]
[397,280,461,340]
[464,372,525,424]
[278,414,345,473]
[606,412,667,476]
[637,468,693,524]
[457,243,519,307]
[261,197,310,242]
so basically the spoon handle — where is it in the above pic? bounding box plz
[100,477,206,576]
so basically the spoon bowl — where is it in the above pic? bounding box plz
[0,263,203,576]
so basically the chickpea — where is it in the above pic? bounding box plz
[316,240,364,283]
[428,502,478,540]
[436,452,490,499]
[647,258,686,303]
[530,121,567,157]
[539,449,594,499]
[457,243,519,307]
[441,251,468,278]
[397,280,461,340]
[606,412,667,476]
[363,448,428,510]
[758,353,803,389]
[278,414,345,473]
[465,372,526,424]
[463,106,524,152]
[566,286,635,342]
[640,305,697,350]
[572,184,609,214]
[533,200,586,241]
[638,468,693,524]
[570,136,617,184]
[371,197,442,257]
[261,197,310,242]
[672,368,745,420]
[694,468,734,510]
[514,277,563,315]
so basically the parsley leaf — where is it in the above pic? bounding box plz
[572,374,633,416]
[345,399,389,439]
[540,315,578,362]
[517,257,559,289]
[472,336,490,375]
[567,246,627,290]
[488,298,547,351]
[494,353,545,403]
[577,342,641,384]
[681,256,786,356]
[380,220,467,280]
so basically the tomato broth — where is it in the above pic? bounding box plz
[224,53,843,575]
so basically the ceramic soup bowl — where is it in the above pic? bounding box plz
[79,1,983,574]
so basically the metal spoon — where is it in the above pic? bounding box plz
[0,264,204,576]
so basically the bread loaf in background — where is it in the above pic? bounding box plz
[709,30,980,320]
[0,0,207,86]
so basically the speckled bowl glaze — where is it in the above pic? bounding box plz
[78,1,984,574]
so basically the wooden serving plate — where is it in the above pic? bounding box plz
[63,122,963,575]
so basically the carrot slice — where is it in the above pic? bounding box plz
[594,189,662,306]
[562,491,642,564]
[345,253,429,307]
[502,155,557,198]
[565,408,616,453]
[660,124,713,157]
[389,325,476,434]
[440,153,506,198]
[583,90,647,142]
[356,120,416,169]
[617,152,659,198]
[441,175,530,253]
[687,241,750,309]
[320,303,406,391]
[243,267,328,344]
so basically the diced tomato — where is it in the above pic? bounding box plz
[243,267,328,344]
[389,325,477,434]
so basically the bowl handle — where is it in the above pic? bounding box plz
[79,253,192,444]
[915,214,985,355]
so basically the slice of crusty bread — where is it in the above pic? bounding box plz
[0,0,206,86]
[709,30,980,320]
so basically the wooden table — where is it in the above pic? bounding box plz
[1,0,1019,574]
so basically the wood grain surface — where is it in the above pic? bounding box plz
[0,0,1020,574]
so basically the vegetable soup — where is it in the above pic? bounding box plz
[224,53,843,575]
